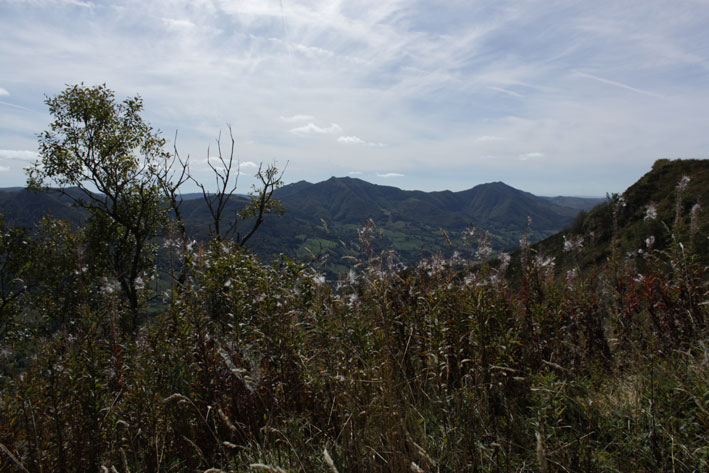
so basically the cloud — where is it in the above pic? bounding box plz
[280,114,315,122]
[0,166,9,172]
[0,149,38,162]
[240,161,258,168]
[487,86,523,98]
[0,88,8,96]
[337,135,365,145]
[0,100,34,112]
[338,136,386,147]
[376,172,404,178]
[290,123,343,136]
[347,171,362,175]
[519,152,544,161]
[163,18,195,29]
[575,72,663,98]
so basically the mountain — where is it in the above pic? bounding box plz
[226,178,592,272]
[0,187,88,227]
[541,195,605,211]
[0,178,596,274]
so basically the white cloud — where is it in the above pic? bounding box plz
[240,161,258,168]
[376,172,404,178]
[337,135,386,147]
[280,114,315,122]
[347,171,362,175]
[290,123,342,136]
[0,88,8,96]
[0,166,10,172]
[0,149,38,161]
[519,152,544,161]
[337,135,365,145]
[163,18,195,29]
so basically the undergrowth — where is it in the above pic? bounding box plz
[0,178,707,473]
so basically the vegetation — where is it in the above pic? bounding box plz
[0,85,707,472]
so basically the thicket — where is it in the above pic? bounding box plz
[0,86,707,472]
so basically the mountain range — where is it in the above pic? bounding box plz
[0,177,602,275]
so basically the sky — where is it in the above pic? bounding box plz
[1,0,708,196]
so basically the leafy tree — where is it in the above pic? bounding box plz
[28,84,171,330]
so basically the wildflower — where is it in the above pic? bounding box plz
[566,268,577,280]
[347,293,358,307]
[562,234,583,252]
[690,202,702,239]
[645,235,655,250]
[677,175,691,192]
[533,254,555,270]
[644,204,657,221]
[497,252,511,273]
[691,202,702,218]
[101,277,118,295]
[475,243,492,260]
[312,273,326,286]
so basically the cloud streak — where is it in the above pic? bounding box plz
[376,172,404,178]
[575,72,664,99]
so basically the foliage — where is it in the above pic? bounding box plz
[27,84,171,328]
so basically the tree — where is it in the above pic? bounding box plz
[28,84,171,330]
[193,125,285,244]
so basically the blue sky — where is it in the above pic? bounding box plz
[1,0,708,196]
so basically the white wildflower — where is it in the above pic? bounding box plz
[645,236,655,250]
[476,244,492,260]
[313,274,326,286]
[565,268,578,287]
[101,277,118,295]
[347,293,358,307]
[691,202,701,218]
[497,252,511,272]
[534,255,554,268]
[644,204,657,221]
[562,234,583,252]
[677,175,691,192]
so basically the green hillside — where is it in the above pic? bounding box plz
[528,158,709,274]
